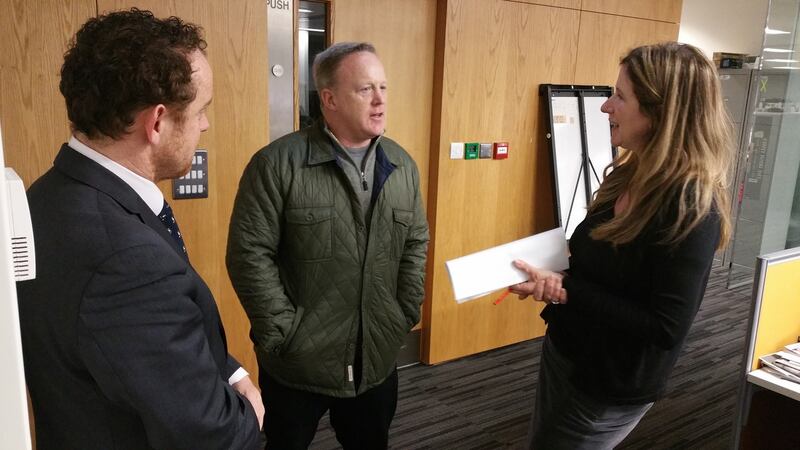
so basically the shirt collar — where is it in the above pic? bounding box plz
[68,136,164,215]
[323,123,383,152]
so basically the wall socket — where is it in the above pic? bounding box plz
[450,142,464,159]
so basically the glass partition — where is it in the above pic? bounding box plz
[729,0,800,286]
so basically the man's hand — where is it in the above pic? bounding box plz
[232,375,265,430]
[509,259,567,305]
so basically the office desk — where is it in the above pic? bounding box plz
[731,248,800,449]
[736,369,800,449]
[746,369,800,402]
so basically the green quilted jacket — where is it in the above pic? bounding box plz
[226,123,429,397]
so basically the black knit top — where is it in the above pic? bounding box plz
[543,196,721,404]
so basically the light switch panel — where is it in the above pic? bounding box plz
[450,142,464,159]
[172,149,209,199]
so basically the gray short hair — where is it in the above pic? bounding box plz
[312,42,376,91]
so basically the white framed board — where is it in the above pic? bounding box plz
[540,85,615,239]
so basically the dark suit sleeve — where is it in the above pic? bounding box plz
[77,243,260,450]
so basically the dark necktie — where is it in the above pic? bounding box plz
[158,200,187,255]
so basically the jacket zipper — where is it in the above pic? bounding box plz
[360,171,368,191]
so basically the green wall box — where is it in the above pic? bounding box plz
[465,142,479,159]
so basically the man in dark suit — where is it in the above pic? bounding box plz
[16,9,262,449]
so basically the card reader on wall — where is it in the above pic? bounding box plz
[4,169,35,281]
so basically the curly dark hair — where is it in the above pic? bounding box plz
[60,8,207,139]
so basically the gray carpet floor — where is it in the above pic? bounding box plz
[309,265,754,449]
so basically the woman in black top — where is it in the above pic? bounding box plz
[510,42,732,449]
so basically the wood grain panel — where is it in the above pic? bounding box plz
[0,0,95,187]
[0,2,98,445]
[511,0,581,9]
[580,0,683,23]
[574,11,679,86]
[423,0,579,364]
[333,0,436,207]
[99,0,269,378]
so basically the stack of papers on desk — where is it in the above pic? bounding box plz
[445,227,569,303]
[759,343,800,384]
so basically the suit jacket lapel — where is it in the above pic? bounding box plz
[53,144,189,261]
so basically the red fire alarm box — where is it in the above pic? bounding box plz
[493,142,509,159]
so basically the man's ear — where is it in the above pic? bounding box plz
[319,88,336,111]
[141,104,168,145]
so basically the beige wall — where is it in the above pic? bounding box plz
[679,0,769,58]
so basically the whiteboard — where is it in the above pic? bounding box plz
[550,96,586,238]
[541,85,615,239]
[583,95,614,194]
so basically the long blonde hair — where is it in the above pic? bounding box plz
[589,42,732,249]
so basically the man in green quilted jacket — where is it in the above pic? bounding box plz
[226,42,429,449]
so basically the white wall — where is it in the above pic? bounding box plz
[679,0,770,57]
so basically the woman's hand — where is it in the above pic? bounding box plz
[509,259,568,305]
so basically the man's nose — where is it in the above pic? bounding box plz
[373,89,385,104]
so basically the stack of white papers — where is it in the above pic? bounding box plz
[445,227,569,303]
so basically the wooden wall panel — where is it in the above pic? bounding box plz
[510,0,581,10]
[0,0,692,383]
[333,0,436,206]
[0,3,97,449]
[423,0,579,364]
[574,11,680,86]
[581,0,683,23]
[0,0,95,186]
[98,0,269,378]
[0,2,107,445]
